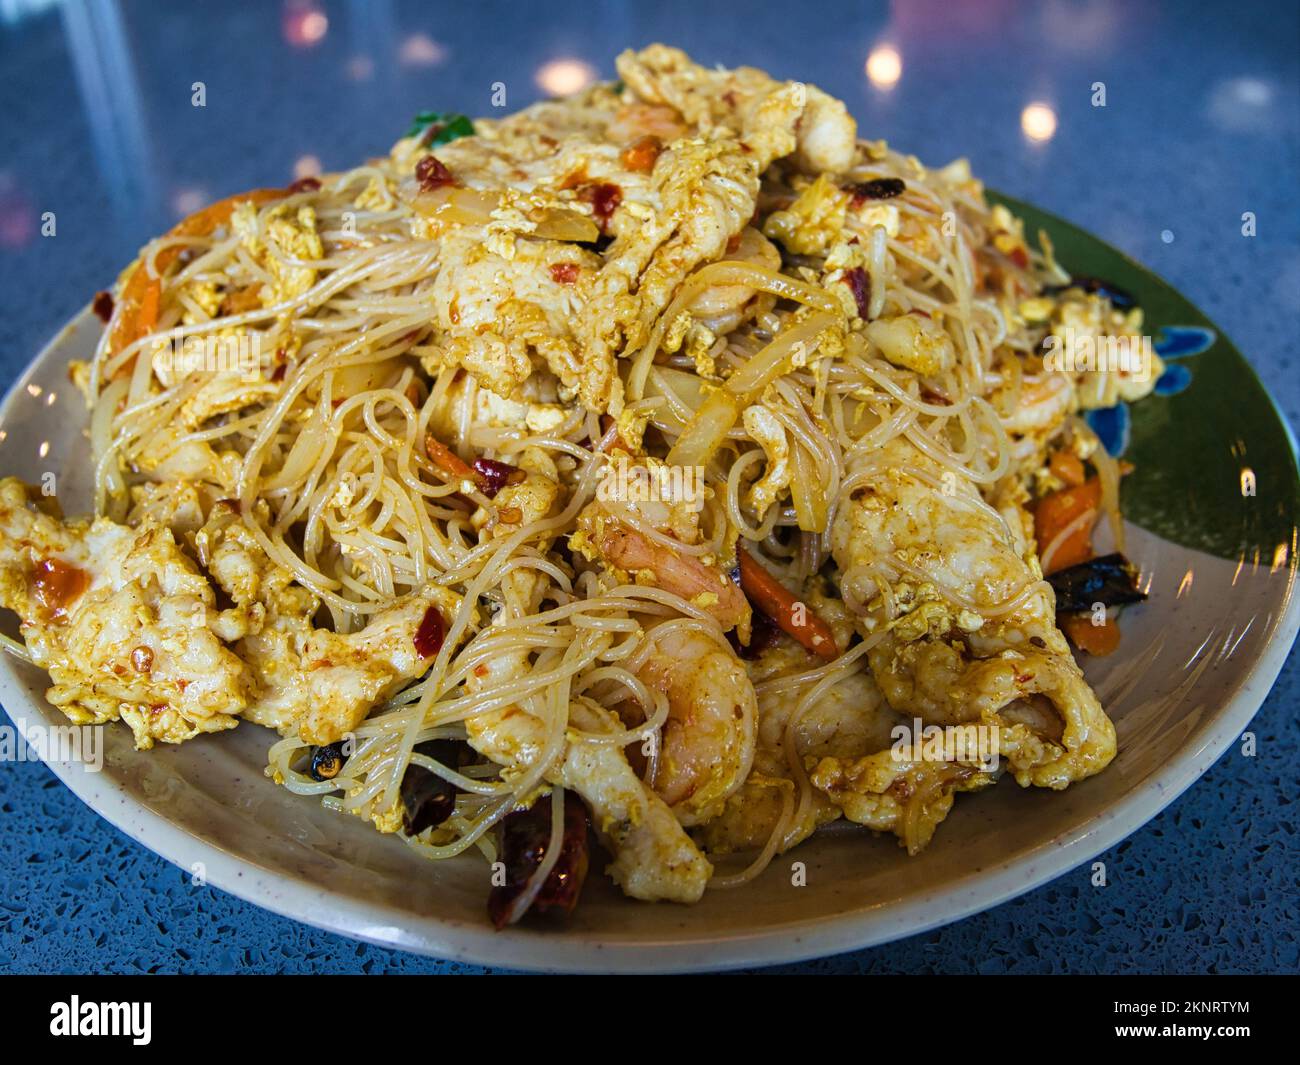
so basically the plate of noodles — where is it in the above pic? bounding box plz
[0,45,1296,971]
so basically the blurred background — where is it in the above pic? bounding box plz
[0,0,1296,974]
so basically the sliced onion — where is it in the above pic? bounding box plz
[412,185,498,225]
[629,263,840,399]
[790,440,828,532]
[644,366,705,432]
[724,312,835,397]
[264,409,332,491]
[666,312,836,469]
[531,208,599,243]
[665,389,742,469]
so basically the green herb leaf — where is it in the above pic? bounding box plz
[405,111,475,146]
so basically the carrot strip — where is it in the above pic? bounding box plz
[1034,476,1101,575]
[108,186,289,363]
[424,435,476,481]
[1060,613,1121,656]
[737,548,838,661]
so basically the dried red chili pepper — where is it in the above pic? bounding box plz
[487,791,590,929]
[415,155,454,191]
[413,604,446,658]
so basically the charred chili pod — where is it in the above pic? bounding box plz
[471,456,526,498]
[1047,552,1146,613]
[846,177,906,203]
[1045,275,1136,311]
[487,791,590,930]
[728,609,780,661]
[309,741,348,782]
[400,738,466,836]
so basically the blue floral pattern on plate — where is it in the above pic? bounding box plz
[1084,325,1216,455]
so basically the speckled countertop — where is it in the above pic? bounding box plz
[0,0,1297,974]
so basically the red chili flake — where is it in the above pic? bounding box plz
[1008,246,1030,270]
[847,177,906,207]
[725,232,743,254]
[271,363,287,383]
[91,291,114,323]
[843,266,871,318]
[581,182,622,229]
[472,457,525,498]
[548,262,580,285]
[286,176,321,195]
[414,605,446,658]
[415,155,454,191]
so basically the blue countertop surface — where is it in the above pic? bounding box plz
[0,0,1297,974]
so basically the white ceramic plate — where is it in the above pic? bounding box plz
[2,203,1297,971]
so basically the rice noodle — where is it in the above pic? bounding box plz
[67,88,1139,906]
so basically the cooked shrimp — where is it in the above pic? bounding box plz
[574,456,750,631]
[606,101,688,144]
[792,85,858,173]
[998,371,1075,437]
[635,628,757,825]
[596,524,748,629]
[459,450,714,902]
[688,227,782,329]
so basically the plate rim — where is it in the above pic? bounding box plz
[2,234,1297,972]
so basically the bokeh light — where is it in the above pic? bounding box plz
[400,33,447,67]
[865,45,902,91]
[171,187,207,217]
[1020,101,1057,142]
[536,58,597,97]
[283,3,328,49]
[346,56,374,81]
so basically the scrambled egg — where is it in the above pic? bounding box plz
[830,439,1117,791]
[0,479,246,748]
[0,481,458,752]
[0,43,1141,909]
[231,201,325,305]
[393,44,857,416]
